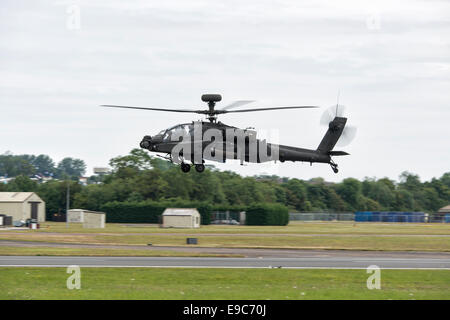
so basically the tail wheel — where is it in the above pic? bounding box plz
[330,161,339,174]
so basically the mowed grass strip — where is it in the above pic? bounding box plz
[0,267,449,300]
[0,246,241,258]
[30,221,450,235]
[1,232,449,251]
[92,234,450,251]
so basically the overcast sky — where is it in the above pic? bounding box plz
[1,0,449,182]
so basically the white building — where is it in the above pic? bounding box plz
[0,192,46,222]
[162,208,201,228]
[67,209,86,222]
[83,211,105,228]
[68,209,106,228]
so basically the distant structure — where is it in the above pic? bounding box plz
[0,177,13,184]
[83,210,106,228]
[162,208,200,228]
[438,205,450,215]
[93,167,110,175]
[78,177,88,186]
[438,205,450,222]
[0,192,45,222]
[68,209,106,228]
[67,209,86,223]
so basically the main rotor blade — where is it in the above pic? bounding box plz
[101,105,201,113]
[222,106,319,113]
[220,100,255,111]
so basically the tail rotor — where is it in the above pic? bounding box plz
[320,104,357,147]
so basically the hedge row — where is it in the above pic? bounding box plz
[100,201,289,226]
[101,200,211,225]
[245,203,289,226]
[211,204,248,212]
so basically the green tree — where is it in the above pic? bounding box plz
[399,171,421,192]
[0,154,36,177]
[32,154,56,175]
[38,180,82,218]
[282,179,310,211]
[336,178,363,210]
[394,189,414,211]
[326,187,347,211]
[6,175,38,192]
[73,184,116,211]
[57,157,86,178]
[133,170,169,200]
[109,148,153,171]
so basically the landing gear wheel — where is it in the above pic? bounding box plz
[330,162,339,173]
[180,163,191,173]
[329,160,339,173]
[195,164,205,173]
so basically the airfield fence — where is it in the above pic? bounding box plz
[211,211,241,224]
[289,212,354,221]
[355,211,426,222]
[289,212,450,223]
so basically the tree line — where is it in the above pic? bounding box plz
[0,149,449,218]
[0,152,86,179]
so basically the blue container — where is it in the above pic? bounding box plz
[445,214,450,223]
[355,211,426,223]
[413,212,425,223]
[371,211,381,222]
[403,212,412,223]
[395,212,405,223]
[386,212,396,222]
[355,211,371,222]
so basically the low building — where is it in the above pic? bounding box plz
[438,205,450,214]
[67,209,86,223]
[0,192,46,222]
[162,208,201,228]
[438,205,450,223]
[82,211,106,228]
[67,209,105,228]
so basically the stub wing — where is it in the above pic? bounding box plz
[328,151,349,156]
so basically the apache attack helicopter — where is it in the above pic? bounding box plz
[102,94,355,174]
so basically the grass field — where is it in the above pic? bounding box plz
[0,246,241,257]
[0,221,449,252]
[0,267,448,300]
[29,221,450,235]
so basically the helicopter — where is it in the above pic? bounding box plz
[101,94,355,174]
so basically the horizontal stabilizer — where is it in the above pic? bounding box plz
[328,151,349,156]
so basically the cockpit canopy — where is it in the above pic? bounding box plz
[159,123,192,141]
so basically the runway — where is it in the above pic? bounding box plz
[1,255,450,269]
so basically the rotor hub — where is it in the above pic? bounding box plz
[201,94,222,103]
[201,94,222,123]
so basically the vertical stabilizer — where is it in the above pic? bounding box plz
[317,117,347,153]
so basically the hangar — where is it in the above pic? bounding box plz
[438,205,450,222]
[438,205,450,215]
[0,192,46,222]
[162,208,201,228]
